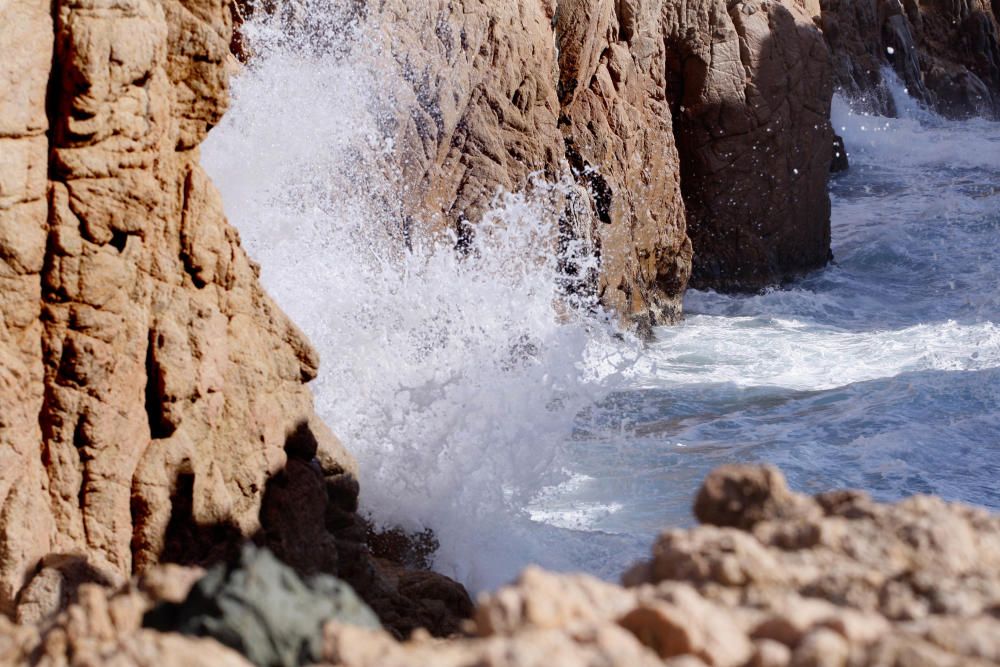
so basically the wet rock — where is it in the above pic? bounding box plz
[247,0,837,323]
[831,135,850,173]
[145,545,380,667]
[820,0,1000,118]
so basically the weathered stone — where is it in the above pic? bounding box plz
[280,0,837,321]
[145,545,380,667]
[0,568,251,666]
[0,0,355,619]
[694,465,821,530]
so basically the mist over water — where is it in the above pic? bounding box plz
[204,9,1000,591]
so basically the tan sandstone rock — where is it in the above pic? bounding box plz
[0,567,252,666]
[244,0,835,324]
[0,0,356,621]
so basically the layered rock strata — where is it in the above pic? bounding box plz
[818,0,1000,118]
[0,0,468,635]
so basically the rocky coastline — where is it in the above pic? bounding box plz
[2,0,999,665]
[3,466,999,666]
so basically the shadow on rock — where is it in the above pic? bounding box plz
[154,420,472,641]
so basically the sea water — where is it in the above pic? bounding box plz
[203,14,1000,591]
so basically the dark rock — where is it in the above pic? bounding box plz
[831,134,850,173]
[144,545,380,667]
[821,0,1000,119]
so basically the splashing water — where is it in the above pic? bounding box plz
[202,7,640,591]
[206,2,1000,594]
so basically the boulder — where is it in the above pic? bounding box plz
[144,545,380,667]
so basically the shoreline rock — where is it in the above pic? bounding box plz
[818,0,1000,119]
[319,465,1000,667]
[4,466,997,666]
[0,0,468,638]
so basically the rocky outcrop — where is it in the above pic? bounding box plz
[1,0,471,635]
[0,0,350,616]
[661,0,834,290]
[318,465,1000,666]
[285,0,835,319]
[5,466,998,665]
[818,0,1000,118]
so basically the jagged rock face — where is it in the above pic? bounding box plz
[319,466,1000,667]
[819,0,1000,118]
[661,0,834,291]
[555,0,693,322]
[0,0,354,618]
[354,0,833,316]
[364,0,691,326]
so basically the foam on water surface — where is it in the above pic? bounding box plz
[204,3,1000,593]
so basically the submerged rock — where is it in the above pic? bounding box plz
[831,135,850,173]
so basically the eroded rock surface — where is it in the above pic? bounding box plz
[241,0,834,320]
[318,466,1000,667]
[0,0,355,619]
[0,564,252,666]
[367,0,834,302]
[1,0,473,637]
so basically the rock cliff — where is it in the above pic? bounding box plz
[0,0,343,615]
[238,0,835,320]
[818,0,1000,118]
[1,0,469,634]
[373,0,834,303]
